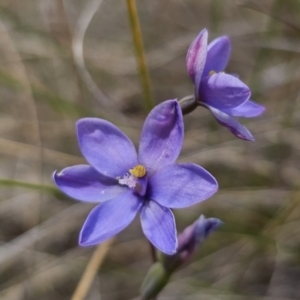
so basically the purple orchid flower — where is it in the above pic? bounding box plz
[54,100,218,255]
[186,29,265,141]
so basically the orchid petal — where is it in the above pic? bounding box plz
[199,73,250,109]
[203,36,231,77]
[79,191,142,246]
[141,200,177,255]
[54,165,126,202]
[224,100,265,118]
[186,29,208,95]
[138,100,183,175]
[205,104,255,141]
[149,163,218,208]
[77,118,138,178]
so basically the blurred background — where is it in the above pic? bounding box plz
[0,0,300,299]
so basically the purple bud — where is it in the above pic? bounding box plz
[142,215,222,299]
[177,215,222,262]
[160,215,222,271]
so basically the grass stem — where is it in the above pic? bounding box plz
[126,0,154,111]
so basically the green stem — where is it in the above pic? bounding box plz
[126,0,154,111]
[178,95,197,115]
[149,241,157,263]
[0,178,59,194]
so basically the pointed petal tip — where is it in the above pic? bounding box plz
[53,169,68,181]
[78,230,100,247]
[232,126,256,141]
[194,215,223,240]
[164,247,177,255]
[234,131,255,142]
[202,217,223,238]
[239,130,255,141]
[78,237,89,247]
[53,169,64,187]
[224,100,265,118]
[194,28,208,37]
[78,230,89,246]
[79,227,98,247]
[198,214,223,226]
[204,104,256,142]
[152,239,178,255]
[247,136,255,142]
[156,238,178,255]
[53,165,126,203]
[52,170,58,180]
[52,170,61,190]
[79,232,98,247]
[219,35,230,43]
[166,98,180,111]
[208,35,231,49]
[53,169,64,185]
[76,117,89,130]
[207,217,223,228]
[186,29,208,90]
[258,105,266,116]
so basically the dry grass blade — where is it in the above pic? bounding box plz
[71,239,114,300]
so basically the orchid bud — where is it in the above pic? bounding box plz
[140,215,222,299]
[160,215,222,272]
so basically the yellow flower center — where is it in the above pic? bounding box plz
[129,164,147,178]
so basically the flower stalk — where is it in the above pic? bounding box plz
[126,0,154,111]
[178,95,197,115]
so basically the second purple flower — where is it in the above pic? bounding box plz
[186,29,265,141]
